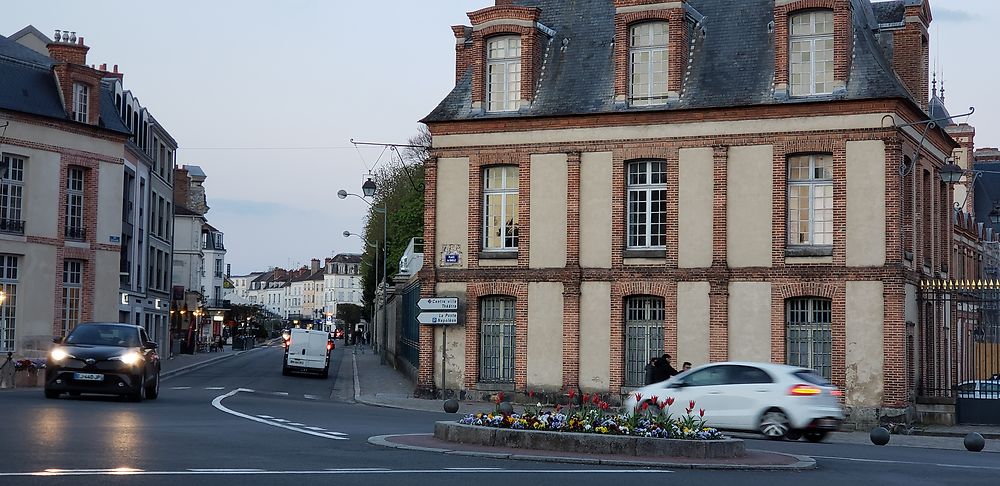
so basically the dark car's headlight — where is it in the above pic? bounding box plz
[110,351,142,365]
[50,348,70,362]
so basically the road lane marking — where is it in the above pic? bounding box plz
[289,423,305,426]
[256,415,274,419]
[204,387,225,390]
[304,394,319,400]
[273,391,289,396]
[306,426,326,431]
[170,386,191,390]
[811,455,1000,471]
[272,418,289,422]
[0,468,671,477]
[446,467,504,470]
[210,388,348,440]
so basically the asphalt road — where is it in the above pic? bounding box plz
[0,345,997,485]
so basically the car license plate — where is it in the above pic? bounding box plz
[290,359,302,365]
[817,419,838,428]
[73,373,104,381]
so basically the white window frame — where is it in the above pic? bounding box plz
[1,154,25,232]
[61,259,83,336]
[787,154,833,247]
[482,166,519,251]
[0,255,18,352]
[486,35,522,112]
[629,21,670,106]
[65,167,85,239]
[73,83,89,122]
[626,160,668,249]
[789,10,835,97]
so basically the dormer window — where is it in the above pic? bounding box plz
[486,35,522,112]
[629,22,669,106]
[789,10,834,97]
[72,83,89,122]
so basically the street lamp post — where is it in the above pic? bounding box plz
[344,230,378,351]
[340,179,389,362]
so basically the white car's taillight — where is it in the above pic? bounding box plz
[789,384,822,396]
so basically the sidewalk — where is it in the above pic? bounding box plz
[347,348,1000,449]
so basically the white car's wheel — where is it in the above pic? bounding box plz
[760,409,790,440]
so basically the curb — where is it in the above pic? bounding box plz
[161,346,266,380]
[907,430,1000,440]
[367,434,817,471]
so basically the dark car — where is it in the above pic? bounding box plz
[45,323,160,401]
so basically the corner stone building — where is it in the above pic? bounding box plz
[419,0,955,423]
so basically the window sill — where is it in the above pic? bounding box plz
[784,246,832,258]
[479,251,518,260]
[476,382,515,392]
[623,248,666,259]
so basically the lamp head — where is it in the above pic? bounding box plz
[343,231,351,238]
[940,158,963,184]
[337,189,348,199]
[362,178,377,198]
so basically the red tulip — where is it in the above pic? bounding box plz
[650,395,659,404]
[582,393,590,403]
[568,389,576,399]
[529,390,535,398]
[666,397,675,406]
[699,408,705,417]
[635,393,643,402]
[689,400,696,410]
[592,394,600,404]
[642,401,650,410]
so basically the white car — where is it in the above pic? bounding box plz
[956,380,1000,399]
[623,362,844,442]
[282,328,333,378]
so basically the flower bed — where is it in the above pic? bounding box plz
[458,391,726,440]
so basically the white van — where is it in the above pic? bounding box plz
[282,328,333,377]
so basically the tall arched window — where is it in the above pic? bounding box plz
[789,10,834,96]
[627,160,668,249]
[480,296,515,383]
[785,297,832,379]
[624,296,665,386]
[629,22,669,106]
[486,35,521,112]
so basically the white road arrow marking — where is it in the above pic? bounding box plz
[210,389,348,440]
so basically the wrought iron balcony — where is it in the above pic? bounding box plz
[205,299,231,309]
[65,226,86,241]
[0,219,25,235]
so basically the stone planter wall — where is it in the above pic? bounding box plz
[435,421,745,459]
[13,370,44,388]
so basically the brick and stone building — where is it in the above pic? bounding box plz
[0,29,131,358]
[419,0,957,423]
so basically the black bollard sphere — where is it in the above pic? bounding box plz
[443,399,459,414]
[498,401,514,415]
[964,432,985,452]
[870,426,890,446]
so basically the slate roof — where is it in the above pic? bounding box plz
[973,163,1000,234]
[0,34,129,134]
[424,0,916,123]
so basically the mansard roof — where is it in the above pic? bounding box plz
[424,0,915,123]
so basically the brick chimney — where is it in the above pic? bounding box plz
[311,259,321,274]
[890,3,931,110]
[47,30,103,125]
[452,25,473,84]
[173,167,190,207]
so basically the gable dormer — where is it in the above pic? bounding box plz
[613,0,690,106]
[773,0,853,99]
[46,30,103,125]
[456,1,549,113]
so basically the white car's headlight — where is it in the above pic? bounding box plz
[117,351,141,365]
[50,348,68,361]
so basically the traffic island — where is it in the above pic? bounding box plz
[369,430,815,470]
[435,421,745,459]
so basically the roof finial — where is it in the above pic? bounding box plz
[941,76,946,104]
[932,71,938,98]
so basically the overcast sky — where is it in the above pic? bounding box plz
[3,0,995,274]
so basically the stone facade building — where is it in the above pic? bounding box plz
[419,0,957,422]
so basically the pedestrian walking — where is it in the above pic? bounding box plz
[644,356,658,385]
[653,354,679,382]
[682,361,692,372]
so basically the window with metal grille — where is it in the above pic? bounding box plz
[483,166,519,251]
[629,22,669,106]
[61,259,83,336]
[789,10,834,97]
[627,160,668,249]
[787,154,833,246]
[486,36,521,112]
[480,296,516,383]
[73,83,89,122]
[785,297,832,379]
[624,296,665,386]
[65,167,85,240]
[0,154,25,235]
[0,255,17,352]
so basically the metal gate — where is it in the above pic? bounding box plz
[919,280,1000,424]
[400,281,420,368]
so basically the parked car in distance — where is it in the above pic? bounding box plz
[282,328,333,378]
[45,322,160,402]
[956,380,1000,399]
[624,362,844,442]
